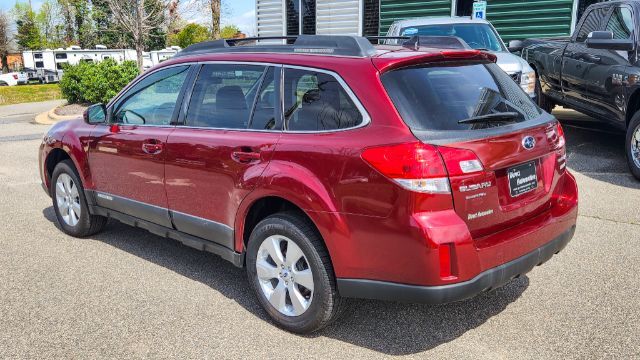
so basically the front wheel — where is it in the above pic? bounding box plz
[246,212,346,333]
[626,112,640,180]
[51,160,107,237]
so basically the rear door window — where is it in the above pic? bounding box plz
[381,62,542,131]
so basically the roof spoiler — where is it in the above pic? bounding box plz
[367,35,472,50]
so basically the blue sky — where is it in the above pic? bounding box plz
[1,0,256,35]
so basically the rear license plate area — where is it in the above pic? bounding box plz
[507,161,538,197]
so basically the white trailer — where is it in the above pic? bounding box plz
[22,45,181,83]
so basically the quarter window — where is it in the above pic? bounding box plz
[113,65,189,125]
[576,8,609,42]
[606,7,634,39]
[186,64,265,129]
[283,68,364,131]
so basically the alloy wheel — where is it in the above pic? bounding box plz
[632,124,640,169]
[256,235,314,317]
[55,173,81,227]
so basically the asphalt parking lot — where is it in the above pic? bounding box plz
[0,102,638,359]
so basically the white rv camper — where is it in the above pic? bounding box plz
[22,45,181,83]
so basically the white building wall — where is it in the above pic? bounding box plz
[316,0,361,36]
[256,0,286,39]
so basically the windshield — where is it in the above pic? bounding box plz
[381,62,542,131]
[399,23,505,52]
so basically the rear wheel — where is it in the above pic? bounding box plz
[51,160,107,237]
[626,112,640,180]
[535,76,554,113]
[246,212,345,333]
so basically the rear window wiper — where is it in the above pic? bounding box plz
[457,112,520,124]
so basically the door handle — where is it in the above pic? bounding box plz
[232,149,261,163]
[142,139,163,155]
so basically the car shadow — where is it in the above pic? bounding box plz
[553,108,640,189]
[43,206,528,355]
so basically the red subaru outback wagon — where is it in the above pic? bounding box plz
[39,35,578,333]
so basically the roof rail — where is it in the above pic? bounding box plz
[174,35,377,58]
[368,35,471,50]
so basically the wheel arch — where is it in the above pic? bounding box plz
[626,88,640,128]
[235,194,349,273]
[45,147,73,187]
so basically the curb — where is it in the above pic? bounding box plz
[34,104,82,125]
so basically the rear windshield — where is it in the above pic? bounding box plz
[381,62,542,131]
[399,24,505,52]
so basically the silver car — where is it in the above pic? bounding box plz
[385,17,536,97]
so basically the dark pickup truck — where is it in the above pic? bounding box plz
[517,0,640,179]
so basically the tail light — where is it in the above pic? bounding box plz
[555,122,566,148]
[361,142,450,194]
[437,146,484,176]
[12,74,18,80]
[552,122,566,171]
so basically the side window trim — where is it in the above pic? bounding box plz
[175,63,203,126]
[105,63,194,126]
[281,65,371,133]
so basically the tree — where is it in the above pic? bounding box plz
[36,0,63,48]
[57,0,76,45]
[105,0,166,71]
[220,24,239,39]
[71,0,93,48]
[0,11,11,73]
[169,23,209,48]
[14,3,42,50]
[209,0,220,39]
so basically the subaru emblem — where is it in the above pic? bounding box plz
[522,136,536,150]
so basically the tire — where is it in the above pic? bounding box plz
[246,212,346,333]
[51,160,107,237]
[535,76,554,113]
[625,112,640,180]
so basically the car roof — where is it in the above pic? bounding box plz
[391,16,490,28]
[153,35,495,75]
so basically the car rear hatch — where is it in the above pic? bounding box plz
[377,52,566,239]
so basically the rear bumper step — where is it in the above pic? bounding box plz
[337,225,575,304]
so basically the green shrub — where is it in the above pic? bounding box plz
[59,59,139,104]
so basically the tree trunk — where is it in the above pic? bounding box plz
[210,0,220,39]
[136,0,144,72]
[1,55,8,74]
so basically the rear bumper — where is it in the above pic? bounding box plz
[337,225,575,304]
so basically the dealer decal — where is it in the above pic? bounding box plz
[468,209,494,220]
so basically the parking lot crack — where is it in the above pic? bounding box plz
[579,214,640,227]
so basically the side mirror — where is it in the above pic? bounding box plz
[586,31,636,51]
[83,103,107,124]
[508,40,524,52]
